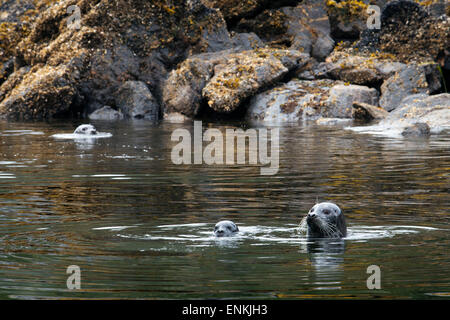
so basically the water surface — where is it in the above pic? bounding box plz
[0,119,449,299]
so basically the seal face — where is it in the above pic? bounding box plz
[214,220,239,237]
[305,202,347,238]
[74,124,97,135]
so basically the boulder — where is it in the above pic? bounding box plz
[246,79,343,122]
[380,64,442,111]
[163,48,308,116]
[0,0,245,120]
[352,102,388,121]
[235,0,334,60]
[115,81,159,120]
[351,94,450,136]
[321,49,407,85]
[401,123,431,137]
[88,106,124,120]
[325,84,379,118]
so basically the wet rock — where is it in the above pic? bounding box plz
[379,64,441,111]
[0,60,82,120]
[1,0,243,120]
[352,102,388,121]
[350,93,450,136]
[379,0,450,71]
[204,0,301,25]
[236,0,334,60]
[88,106,124,121]
[326,0,370,39]
[203,49,305,113]
[230,32,264,50]
[115,81,160,120]
[383,93,449,132]
[401,122,431,137]
[322,49,407,85]
[316,117,352,126]
[0,58,13,86]
[246,79,344,122]
[326,84,379,118]
[163,48,308,116]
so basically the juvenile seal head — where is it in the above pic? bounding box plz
[304,202,347,238]
[214,220,239,237]
[74,124,97,135]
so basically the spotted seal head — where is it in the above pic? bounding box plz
[74,124,97,135]
[303,202,347,238]
[214,220,239,237]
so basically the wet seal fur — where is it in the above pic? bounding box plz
[214,220,239,237]
[301,202,347,238]
[74,124,97,135]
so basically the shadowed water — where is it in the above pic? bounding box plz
[0,119,449,299]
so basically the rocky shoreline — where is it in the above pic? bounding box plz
[0,0,449,135]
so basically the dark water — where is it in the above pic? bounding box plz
[0,119,449,299]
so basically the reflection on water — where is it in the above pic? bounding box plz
[0,119,449,299]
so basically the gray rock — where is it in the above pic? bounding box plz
[230,32,264,50]
[163,49,307,116]
[88,106,124,120]
[401,123,431,137]
[352,94,450,135]
[115,81,160,120]
[380,64,442,111]
[246,79,343,122]
[323,49,408,85]
[326,84,379,118]
[352,102,389,121]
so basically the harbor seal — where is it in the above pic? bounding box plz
[74,124,97,135]
[214,220,239,237]
[302,202,347,238]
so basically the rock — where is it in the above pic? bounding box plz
[203,49,304,113]
[401,123,431,137]
[326,84,379,118]
[316,117,352,126]
[115,81,160,120]
[88,106,124,121]
[235,0,334,60]
[246,79,343,122]
[1,0,244,120]
[163,112,189,123]
[204,0,301,25]
[379,1,450,71]
[350,93,450,136]
[0,58,14,86]
[163,48,308,116]
[322,49,407,85]
[352,102,388,121]
[379,64,441,111]
[0,60,83,120]
[326,0,370,39]
[230,32,264,50]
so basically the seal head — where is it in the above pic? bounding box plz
[305,202,347,238]
[74,124,97,135]
[214,220,239,237]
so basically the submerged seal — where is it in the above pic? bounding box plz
[74,124,97,135]
[214,220,239,237]
[302,202,347,238]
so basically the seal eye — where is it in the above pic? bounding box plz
[323,209,330,215]
[214,226,218,231]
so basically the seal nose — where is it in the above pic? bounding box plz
[216,229,224,235]
[307,212,316,222]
